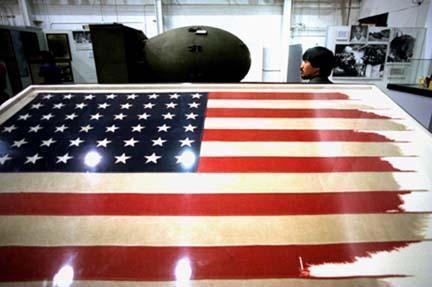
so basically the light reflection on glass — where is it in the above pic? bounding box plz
[175,257,192,287]
[53,265,74,287]
[84,151,102,167]
[177,150,196,169]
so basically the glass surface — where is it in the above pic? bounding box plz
[0,84,431,287]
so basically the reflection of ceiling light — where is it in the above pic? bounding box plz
[53,265,74,287]
[84,151,102,167]
[176,150,196,169]
[175,257,192,284]
[412,0,424,5]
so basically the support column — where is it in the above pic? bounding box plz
[280,0,292,82]
[18,0,32,27]
[154,0,164,35]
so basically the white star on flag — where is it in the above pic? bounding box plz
[144,152,161,164]
[106,94,117,99]
[115,153,131,164]
[191,93,202,98]
[12,139,27,148]
[90,113,103,120]
[138,113,150,120]
[148,93,159,99]
[114,113,127,120]
[0,154,12,165]
[53,103,65,109]
[69,137,84,147]
[56,153,73,164]
[18,114,31,120]
[144,103,155,109]
[29,125,43,133]
[127,94,138,99]
[65,113,78,120]
[121,103,133,109]
[97,138,112,148]
[157,124,171,132]
[152,137,166,147]
[179,137,194,147]
[55,125,68,133]
[162,112,175,120]
[131,124,145,132]
[43,94,53,99]
[63,94,73,99]
[85,94,95,100]
[166,102,177,109]
[106,125,119,133]
[75,103,87,109]
[183,124,197,132]
[25,153,43,164]
[124,137,139,147]
[80,125,94,133]
[41,113,54,120]
[98,103,110,109]
[170,93,180,99]
[189,102,200,108]
[185,112,198,120]
[2,125,17,133]
[40,138,56,147]
[31,103,43,109]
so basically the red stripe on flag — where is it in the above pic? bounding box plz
[202,130,399,142]
[0,192,409,216]
[197,157,405,173]
[206,108,392,119]
[0,242,413,281]
[208,92,349,100]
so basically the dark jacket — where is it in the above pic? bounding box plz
[308,76,333,84]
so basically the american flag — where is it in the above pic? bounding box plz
[0,85,431,287]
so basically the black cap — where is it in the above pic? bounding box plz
[302,46,335,77]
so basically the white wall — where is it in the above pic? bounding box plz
[359,0,431,27]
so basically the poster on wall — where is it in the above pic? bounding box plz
[349,25,368,43]
[72,31,92,50]
[368,27,391,43]
[333,44,387,78]
[335,27,350,41]
[387,28,417,62]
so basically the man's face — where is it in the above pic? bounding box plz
[300,60,320,80]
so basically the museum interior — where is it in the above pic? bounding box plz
[1,0,431,129]
[0,1,432,286]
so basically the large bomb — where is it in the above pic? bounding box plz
[143,26,251,82]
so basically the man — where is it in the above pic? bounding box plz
[300,46,335,84]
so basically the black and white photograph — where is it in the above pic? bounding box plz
[334,44,366,77]
[362,44,387,78]
[72,31,92,50]
[368,27,391,42]
[387,28,416,62]
[350,25,368,43]
[334,43,387,78]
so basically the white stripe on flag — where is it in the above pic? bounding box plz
[0,214,431,246]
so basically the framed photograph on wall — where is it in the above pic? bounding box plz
[334,44,366,77]
[350,25,368,43]
[368,27,391,43]
[333,43,387,79]
[387,28,417,63]
[46,33,72,61]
